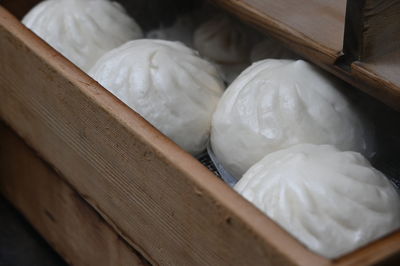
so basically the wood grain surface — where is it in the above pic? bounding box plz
[0,5,328,266]
[0,123,150,266]
[351,50,400,111]
[343,0,400,61]
[336,230,400,266]
[212,0,347,65]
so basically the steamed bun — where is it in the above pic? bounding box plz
[22,0,143,71]
[89,39,225,155]
[235,144,400,258]
[193,15,254,64]
[211,59,372,179]
[193,15,260,83]
[250,38,297,62]
[146,15,196,47]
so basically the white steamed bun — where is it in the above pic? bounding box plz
[193,15,256,64]
[89,39,225,155]
[146,15,196,47]
[235,144,400,258]
[211,59,372,179]
[22,0,143,71]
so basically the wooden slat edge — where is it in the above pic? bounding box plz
[0,122,151,266]
[334,230,400,266]
[211,0,344,65]
[351,60,400,111]
[0,6,329,266]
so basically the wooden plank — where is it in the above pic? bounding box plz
[211,0,347,65]
[334,231,400,266]
[351,51,400,110]
[0,5,329,266]
[342,0,400,62]
[0,123,150,266]
[339,0,400,112]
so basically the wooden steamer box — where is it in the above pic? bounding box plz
[0,0,399,265]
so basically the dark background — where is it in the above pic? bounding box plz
[0,196,65,266]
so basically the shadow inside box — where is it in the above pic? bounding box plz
[358,89,400,190]
[370,115,400,190]
[118,0,203,31]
